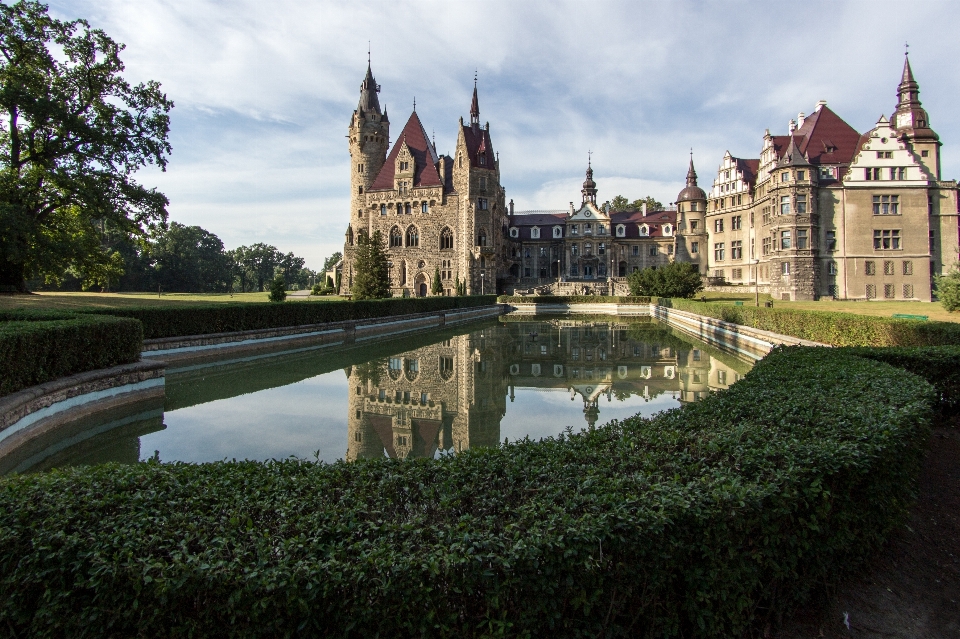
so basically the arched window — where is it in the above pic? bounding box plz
[440,227,454,250]
[399,261,407,285]
[380,204,386,216]
[638,224,649,237]
[478,229,488,247]
[406,226,419,247]
[396,203,402,215]
[616,224,625,237]
[421,201,428,214]
[553,226,563,238]
[390,227,403,247]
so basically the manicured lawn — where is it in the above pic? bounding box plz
[0,291,346,311]
[697,290,960,323]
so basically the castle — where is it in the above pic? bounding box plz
[341,54,958,301]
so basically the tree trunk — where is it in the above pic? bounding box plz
[0,257,27,293]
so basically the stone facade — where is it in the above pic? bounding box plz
[701,55,959,301]
[341,63,505,297]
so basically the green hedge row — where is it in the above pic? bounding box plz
[498,295,653,304]
[77,295,499,340]
[661,297,960,346]
[845,345,960,416]
[0,346,937,636]
[0,313,142,397]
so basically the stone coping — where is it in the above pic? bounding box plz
[142,304,508,362]
[0,360,165,437]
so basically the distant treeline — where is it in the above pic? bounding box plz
[31,222,339,294]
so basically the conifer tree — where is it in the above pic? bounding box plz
[351,230,390,299]
[432,266,443,295]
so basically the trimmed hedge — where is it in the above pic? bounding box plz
[498,295,653,304]
[0,313,142,397]
[0,346,936,636]
[844,345,960,417]
[661,297,960,346]
[77,295,499,340]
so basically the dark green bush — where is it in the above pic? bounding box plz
[0,347,935,636]
[498,295,653,304]
[628,261,704,298]
[661,297,960,346]
[844,345,960,417]
[78,295,499,339]
[0,313,142,396]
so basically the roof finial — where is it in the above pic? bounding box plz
[588,149,592,168]
[368,41,371,66]
[905,41,909,56]
[413,96,416,112]
[470,72,480,126]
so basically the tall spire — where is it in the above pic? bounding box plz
[470,71,480,127]
[892,49,933,135]
[685,150,698,187]
[358,55,381,115]
[581,154,597,205]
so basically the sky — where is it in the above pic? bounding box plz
[49,0,960,270]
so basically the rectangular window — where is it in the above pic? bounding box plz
[598,243,606,255]
[898,167,907,180]
[883,260,895,276]
[828,261,837,275]
[903,283,914,298]
[597,224,606,235]
[873,229,901,250]
[781,172,789,182]
[571,244,578,256]
[780,196,790,215]
[478,198,488,210]
[731,240,742,259]
[780,230,792,249]
[732,268,743,279]
[781,262,790,275]
[571,224,579,235]
[866,284,877,299]
[714,269,724,278]
[631,245,638,256]
[796,229,808,249]
[378,389,385,400]
[584,224,592,235]
[762,237,772,255]
[690,219,699,230]
[714,243,725,261]
[865,260,876,275]
[691,241,699,254]
[380,204,386,216]
[667,244,674,255]
[539,247,546,257]
[826,230,836,251]
[715,219,724,232]
[884,284,896,299]
[731,215,742,230]
[421,202,428,214]
[797,170,805,181]
[649,246,658,256]
[479,176,487,190]
[872,195,900,215]
[820,166,833,179]
[902,260,913,275]
[524,267,531,277]
[796,195,807,214]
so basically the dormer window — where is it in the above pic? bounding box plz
[509,227,519,238]
[399,161,410,171]
[663,224,673,236]
[479,153,486,166]
[531,227,540,239]
[553,226,563,238]
[615,224,625,237]
[638,224,649,237]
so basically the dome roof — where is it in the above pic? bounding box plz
[676,154,706,202]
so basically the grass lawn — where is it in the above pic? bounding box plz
[0,291,347,311]
[697,289,960,323]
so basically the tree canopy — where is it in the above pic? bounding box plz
[351,230,390,299]
[627,261,703,298]
[0,1,173,291]
[609,195,665,212]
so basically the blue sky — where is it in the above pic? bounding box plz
[50,0,960,270]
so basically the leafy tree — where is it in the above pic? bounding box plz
[627,261,703,298]
[631,196,663,211]
[0,1,173,291]
[432,266,443,295]
[935,266,960,311]
[610,195,629,211]
[232,243,280,292]
[322,251,342,273]
[276,251,305,288]
[151,222,232,292]
[351,230,390,299]
[268,276,286,302]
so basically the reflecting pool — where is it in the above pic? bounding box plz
[2,316,753,473]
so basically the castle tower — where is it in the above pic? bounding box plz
[892,53,940,178]
[349,59,390,229]
[675,153,708,273]
[581,158,598,205]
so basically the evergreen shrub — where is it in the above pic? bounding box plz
[661,297,960,346]
[0,312,142,397]
[0,347,936,636]
[79,295,499,339]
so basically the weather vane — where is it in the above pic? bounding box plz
[905,41,909,56]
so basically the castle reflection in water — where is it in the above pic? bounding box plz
[346,319,746,461]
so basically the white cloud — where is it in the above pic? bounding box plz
[48,0,960,269]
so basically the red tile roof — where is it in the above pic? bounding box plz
[507,210,678,240]
[736,158,760,186]
[461,122,496,170]
[370,111,443,191]
[791,107,861,165]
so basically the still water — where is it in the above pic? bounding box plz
[4,317,753,473]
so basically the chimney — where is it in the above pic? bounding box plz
[508,199,514,217]
[788,119,797,133]
[815,99,827,111]
[641,202,647,217]
[569,201,575,214]
[438,156,445,184]
[797,112,806,128]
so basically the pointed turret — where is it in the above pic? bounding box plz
[676,152,707,203]
[470,74,480,128]
[581,157,597,204]
[892,52,934,137]
[358,60,381,115]
[780,136,810,166]
[685,154,698,186]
